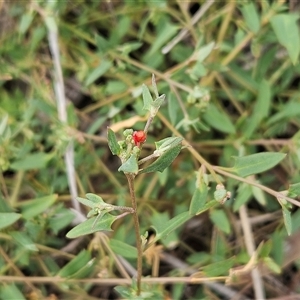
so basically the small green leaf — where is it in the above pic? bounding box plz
[282,205,292,236]
[196,41,215,62]
[77,197,98,209]
[85,60,112,86]
[155,137,183,150]
[0,284,26,300]
[288,182,300,197]
[19,194,57,220]
[152,94,165,108]
[48,209,75,234]
[86,193,105,204]
[105,80,128,95]
[0,213,21,230]
[243,79,271,138]
[240,2,260,33]
[146,22,178,57]
[271,14,300,65]
[150,212,179,248]
[168,93,180,125]
[110,239,137,258]
[196,200,218,215]
[201,257,235,277]
[210,210,231,234]
[118,154,138,174]
[189,182,208,215]
[10,231,38,252]
[252,184,266,206]
[142,84,153,111]
[66,214,117,238]
[139,144,181,174]
[263,257,281,274]
[203,103,236,134]
[19,12,34,35]
[233,184,252,212]
[68,258,96,279]
[152,211,190,244]
[58,250,91,278]
[10,152,52,171]
[231,152,286,177]
[107,127,121,155]
[267,101,300,125]
[259,240,273,258]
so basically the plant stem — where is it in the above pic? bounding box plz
[125,174,142,295]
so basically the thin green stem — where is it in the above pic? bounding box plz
[125,174,142,295]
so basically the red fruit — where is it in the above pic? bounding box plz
[132,130,146,146]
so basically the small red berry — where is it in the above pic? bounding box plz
[132,130,146,146]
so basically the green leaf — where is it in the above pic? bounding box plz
[66,214,117,238]
[19,194,57,219]
[203,103,236,134]
[119,42,143,55]
[86,193,105,204]
[0,213,21,230]
[210,210,231,234]
[196,200,219,215]
[58,250,91,278]
[105,80,128,95]
[155,137,183,150]
[291,209,300,233]
[142,84,153,111]
[267,100,300,125]
[168,93,180,125]
[10,231,38,252]
[270,14,300,65]
[282,205,292,236]
[231,152,286,177]
[233,184,252,212]
[288,182,300,197]
[150,212,179,248]
[240,2,260,33]
[107,127,121,155]
[243,79,271,138]
[110,239,137,258]
[77,197,98,209]
[139,144,181,174]
[85,60,112,86]
[118,154,138,174]
[189,182,208,215]
[152,211,190,244]
[258,240,273,258]
[196,41,215,62]
[146,22,178,57]
[19,12,34,35]
[252,184,266,206]
[48,209,75,234]
[10,152,52,171]
[263,257,281,274]
[87,116,106,135]
[202,257,235,277]
[152,94,165,108]
[68,258,96,279]
[0,284,26,300]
